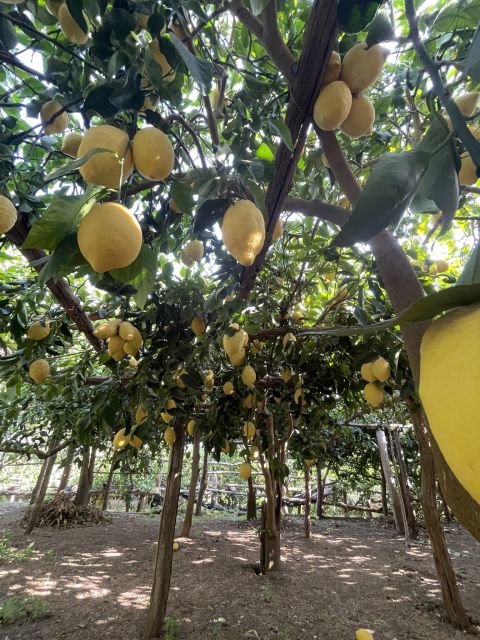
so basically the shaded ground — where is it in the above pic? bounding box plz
[0,501,479,639]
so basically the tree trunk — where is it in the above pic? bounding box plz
[74,446,91,506]
[88,447,96,488]
[180,427,200,537]
[259,414,281,573]
[380,467,389,516]
[102,454,117,512]
[376,430,405,534]
[137,494,145,513]
[25,451,57,535]
[304,465,311,539]
[195,448,208,516]
[393,430,418,538]
[438,482,453,523]
[316,463,324,518]
[57,444,75,493]
[30,458,49,504]
[247,475,257,520]
[145,419,185,639]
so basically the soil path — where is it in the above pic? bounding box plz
[0,502,479,639]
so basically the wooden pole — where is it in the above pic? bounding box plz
[247,475,257,520]
[145,419,185,639]
[180,427,201,537]
[25,450,57,534]
[195,447,208,516]
[30,458,48,504]
[304,465,311,539]
[57,444,75,493]
[393,430,418,538]
[74,446,91,506]
[376,430,404,534]
[102,454,117,512]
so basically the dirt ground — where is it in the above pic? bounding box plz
[0,502,479,640]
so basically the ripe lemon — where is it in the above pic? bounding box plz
[454,92,479,117]
[223,381,234,395]
[313,81,352,131]
[29,359,50,384]
[249,446,259,460]
[241,365,256,388]
[187,419,196,436]
[322,51,341,85]
[281,368,292,383]
[294,387,304,405]
[164,426,176,446]
[108,335,126,357]
[223,324,248,356]
[61,131,83,157]
[340,95,375,138]
[118,321,136,341]
[77,202,143,273]
[292,309,304,323]
[132,127,174,181]
[46,0,63,16]
[128,356,139,368]
[420,305,480,503]
[435,259,449,273]
[27,321,50,341]
[239,462,251,480]
[113,428,130,451]
[58,4,90,44]
[41,100,69,135]
[355,630,374,640]
[181,239,204,266]
[135,405,148,425]
[364,382,383,407]
[340,43,387,94]
[130,433,143,449]
[243,421,256,440]
[371,357,390,382]
[93,319,121,338]
[360,362,376,382]
[149,40,176,82]
[191,316,206,336]
[458,154,478,186]
[229,349,246,366]
[251,340,263,355]
[0,195,17,234]
[283,332,296,349]
[77,125,134,190]
[172,542,180,552]
[222,200,265,266]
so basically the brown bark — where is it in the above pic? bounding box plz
[376,430,405,534]
[57,444,75,493]
[74,446,91,506]
[88,447,96,488]
[304,465,311,539]
[438,482,453,523]
[102,454,117,512]
[180,427,201,537]
[195,447,208,516]
[145,419,185,639]
[259,414,281,572]
[316,463,324,518]
[25,451,57,535]
[247,475,257,520]
[30,458,49,504]
[393,430,418,538]
[380,467,389,517]
[137,494,145,513]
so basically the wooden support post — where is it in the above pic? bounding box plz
[25,450,57,535]
[180,427,200,537]
[304,465,311,539]
[195,447,208,516]
[74,446,91,506]
[57,444,75,493]
[247,475,257,520]
[376,430,405,534]
[393,430,418,538]
[102,454,117,512]
[145,419,185,639]
[30,458,48,504]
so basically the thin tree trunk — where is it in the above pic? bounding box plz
[25,451,57,535]
[316,463,323,518]
[88,447,96,488]
[181,427,201,537]
[259,413,281,572]
[137,494,145,513]
[380,467,389,516]
[304,465,311,539]
[145,419,185,639]
[393,430,418,538]
[195,448,208,516]
[30,458,48,504]
[438,482,453,523]
[57,444,75,493]
[102,454,117,512]
[247,474,257,520]
[74,446,91,506]
[376,430,404,534]
[388,429,410,546]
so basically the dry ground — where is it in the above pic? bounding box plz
[0,501,479,640]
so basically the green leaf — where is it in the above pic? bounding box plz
[366,14,396,47]
[83,84,118,118]
[110,246,157,309]
[338,0,382,33]
[457,242,480,286]
[38,233,86,286]
[416,120,459,228]
[45,148,113,182]
[256,142,275,162]
[171,181,195,213]
[269,118,293,151]
[331,150,430,247]
[465,25,480,82]
[244,179,266,216]
[193,199,230,234]
[400,284,480,322]
[432,0,480,31]
[0,14,17,51]
[66,0,88,35]
[23,190,98,251]
[250,0,270,16]
[170,34,213,92]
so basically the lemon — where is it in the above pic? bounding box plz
[108,335,126,357]
[181,239,204,266]
[250,340,263,355]
[242,393,255,409]
[0,195,17,234]
[164,426,176,446]
[364,382,383,407]
[281,368,292,383]
[187,419,196,436]
[322,51,341,85]
[458,154,478,186]
[132,127,175,181]
[243,421,256,441]
[283,332,296,349]
[292,309,304,323]
[313,81,352,131]
[58,4,90,44]
[61,131,83,157]
[223,324,249,356]
[360,362,376,382]
[119,321,137,341]
[29,359,50,384]
[149,40,176,82]
[135,405,148,425]
[355,630,374,640]
[371,357,390,382]
[41,100,69,135]
[128,356,139,368]
[454,92,479,117]
[249,446,259,461]
[93,319,120,339]
[77,124,134,190]
[223,381,234,395]
[77,202,142,273]
[239,462,251,480]
[435,259,449,273]
[191,316,206,336]
[27,321,50,341]
[130,433,143,449]
[229,349,246,366]
[113,428,130,451]
[222,200,265,266]
[294,387,304,405]
[340,95,375,138]
[241,365,256,388]
[420,305,480,504]
[172,542,180,551]
[340,43,387,93]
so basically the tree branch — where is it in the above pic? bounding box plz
[0,439,73,459]
[0,51,51,82]
[284,197,348,226]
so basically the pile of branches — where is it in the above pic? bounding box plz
[22,493,111,529]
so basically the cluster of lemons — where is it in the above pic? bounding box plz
[313,43,387,137]
[24,320,52,385]
[93,319,143,366]
[360,356,390,407]
[113,405,148,451]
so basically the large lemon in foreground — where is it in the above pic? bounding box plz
[222,200,265,266]
[77,125,134,190]
[77,202,142,273]
[132,127,174,181]
[420,304,480,504]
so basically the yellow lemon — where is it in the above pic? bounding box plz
[27,321,50,341]
[364,382,383,407]
[241,365,256,388]
[322,51,341,85]
[340,43,387,93]
[340,95,375,138]
[93,319,121,339]
[454,92,479,117]
[132,127,175,181]
[187,419,196,436]
[313,81,352,131]
[243,421,256,441]
[164,426,176,446]
[191,316,206,336]
[0,195,17,234]
[222,200,265,266]
[58,4,90,44]
[371,357,390,382]
[272,218,283,242]
[239,462,251,480]
[41,100,69,135]
[61,131,83,157]
[223,381,234,395]
[29,359,50,384]
[135,405,148,425]
[149,40,176,82]
[77,124,134,190]
[360,362,376,382]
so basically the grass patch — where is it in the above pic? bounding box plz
[0,534,34,563]
[0,596,49,625]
